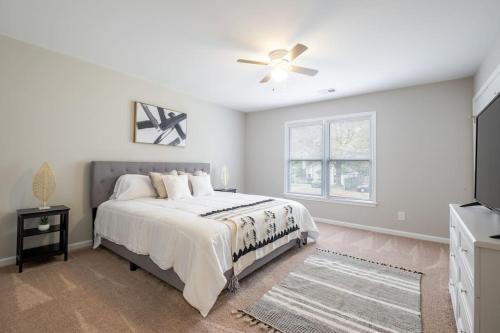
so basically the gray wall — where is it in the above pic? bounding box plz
[475,32,500,93]
[245,78,474,238]
[0,35,245,260]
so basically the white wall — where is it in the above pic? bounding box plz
[0,35,245,260]
[475,32,500,93]
[245,78,473,238]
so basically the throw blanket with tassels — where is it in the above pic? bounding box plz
[202,199,302,280]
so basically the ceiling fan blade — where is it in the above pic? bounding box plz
[289,43,308,60]
[290,65,318,76]
[260,73,272,83]
[237,59,269,66]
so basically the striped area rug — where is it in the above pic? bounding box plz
[236,249,422,333]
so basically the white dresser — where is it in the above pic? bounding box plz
[449,204,500,333]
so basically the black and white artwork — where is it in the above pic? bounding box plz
[134,102,187,146]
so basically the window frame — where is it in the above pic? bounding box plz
[284,112,377,206]
[286,120,324,197]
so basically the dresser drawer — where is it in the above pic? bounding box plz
[461,314,473,333]
[460,264,475,320]
[449,252,459,317]
[457,281,474,331]
[457,289,474,333]
[456,312,472,333]
[449,282,458,319]
[450,227,459,251]
[450,214,459,241]
[450,215,458,234]
[458,229,475,280]
[449,250,459,284]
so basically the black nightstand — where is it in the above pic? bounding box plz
[16,205,70,273]
[214,188,237,193]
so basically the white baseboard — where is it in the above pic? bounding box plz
[69,239,93,251]
[0,239,93,268]
[0,256,15,268]
[315,217,449,244]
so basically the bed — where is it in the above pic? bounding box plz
[90,161,319,316]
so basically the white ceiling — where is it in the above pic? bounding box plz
[1,0,500,112]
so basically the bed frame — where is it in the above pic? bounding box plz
[90,161,307,292]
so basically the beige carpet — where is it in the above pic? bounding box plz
[0,223,455,332]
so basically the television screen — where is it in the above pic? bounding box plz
[476,93,500,210]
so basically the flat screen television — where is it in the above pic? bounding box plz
[475,92,500,211]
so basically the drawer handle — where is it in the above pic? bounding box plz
[451,225,455,229]
[460,248,468,254]
[450,253,455,258]
[460,330,466,333]
[460,288,467,294]
[449,282,455,287]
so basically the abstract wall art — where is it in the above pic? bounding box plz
[134,101,187,146]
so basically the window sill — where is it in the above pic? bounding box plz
[283,193,377,207]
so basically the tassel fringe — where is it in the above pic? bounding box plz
[316,248,424,275]
[299,232,307,246]
[296,237,303,248]
[227,275,240,293]
[232,310,281,332]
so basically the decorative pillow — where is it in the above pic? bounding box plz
[162,174,192,200]
[178,170,208,193]
[149,170,178,198]
[111,174,157,201]
[189,174,214,196]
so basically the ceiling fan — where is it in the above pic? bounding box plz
[237,43,318,83]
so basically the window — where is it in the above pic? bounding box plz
[288,123,323,195]
[285,112,376,205]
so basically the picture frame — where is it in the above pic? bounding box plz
[134,101,187,146]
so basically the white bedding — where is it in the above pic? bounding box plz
[93,192,319,317]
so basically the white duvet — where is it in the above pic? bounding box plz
[94,192,319,317]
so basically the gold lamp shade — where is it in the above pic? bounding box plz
[32,162,56,209]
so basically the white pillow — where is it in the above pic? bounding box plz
[162,174,192,200]
[111,174,157,200]
[189,174,214,197]
[177,170,208,193]
[149,170,178,198]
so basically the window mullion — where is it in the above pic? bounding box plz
[326,120,334,198]
[323,120,329,198]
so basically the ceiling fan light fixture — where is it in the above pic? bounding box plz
[237,43,317,84]
[271,66,288,82]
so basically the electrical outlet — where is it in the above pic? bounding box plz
[397,211,406,221]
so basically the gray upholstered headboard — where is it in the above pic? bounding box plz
[90,161,210,209]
